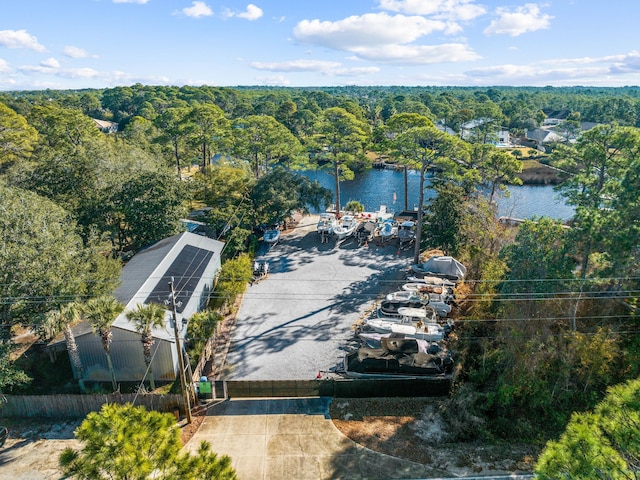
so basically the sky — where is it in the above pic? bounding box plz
[1,0,639,91]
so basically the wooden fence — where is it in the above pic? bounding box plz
[1,393,184,418]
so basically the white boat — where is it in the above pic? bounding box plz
[363,306,445,341]
[263,228,280,245]
[378,218,398,240]
[333,215,358,240]
[387,290,452,317]
[317,213,337,235]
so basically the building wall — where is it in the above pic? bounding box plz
[75,327,178,383]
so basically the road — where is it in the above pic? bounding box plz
[222,215,414,380]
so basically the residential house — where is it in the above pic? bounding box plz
[92,118,118,134]
[525,128,565,152]
[460,118,510,146]
[72,232,224,384]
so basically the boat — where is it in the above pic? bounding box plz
[354,220,376,246]
[317,213,337,235]
[363,306,446,341]
[378,218,398,241]
[343,337,454,379]
[397,220,416,246]
[263,228,280,245]
[379,298,428,317]
[386,290,452,317]
[333,215,358,240]
[411,255,467,282]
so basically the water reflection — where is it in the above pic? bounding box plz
[300,169,573,221]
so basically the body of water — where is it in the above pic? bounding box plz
[301,169,574,221]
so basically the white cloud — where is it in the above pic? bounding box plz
[176,1,213,18]
[64,46,98,59]
[352,43,480,64]
[294,13,448,50]
[256,75,291,86]
[0,58,10,73]
[251,59,380,78]
[378,0,486,22]
[484,3,553,37]
[0,29,46,52]
[458,51,640,86]
[251,59,343,73]
[334,66,381,76]
[112,0,150,3]
[40,57,60,68]
[237,4,263,21]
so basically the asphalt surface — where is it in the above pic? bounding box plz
[222,215,414,380]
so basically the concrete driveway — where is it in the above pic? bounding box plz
[185,397,441,480]
[222,215,414,380]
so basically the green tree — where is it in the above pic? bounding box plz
[211,254,253,312]
[43,302,86,392]
[250,167,332,227]
[499,217,574,321]
[535,378,640,479]
[553,125,630,278]
[154,106,191,177]
[83,296,125,392]
[126,303,167,391]
[477,147,523,204]
[0,343,31,393]
[116,170,187,251]
[312,107,370,216]
[0,102,37,170]
[422,183,467,256]
[185,104,230,170]
[28,104,101,154]
[232,115,304,177]
[59,403,237,480]
[393,125,470,263]
[0,184,117,339]
[385,113,433,210]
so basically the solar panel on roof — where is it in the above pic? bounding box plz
[145,245,214,313]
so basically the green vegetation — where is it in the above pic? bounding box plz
[59,403,237,480]
[0,86,639,472]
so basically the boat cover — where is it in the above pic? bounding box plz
[413,256,467,281]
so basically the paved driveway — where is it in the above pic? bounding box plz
[222,215,414,380]
[185,397,440,480]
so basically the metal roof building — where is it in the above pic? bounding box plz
[74,232,224,385]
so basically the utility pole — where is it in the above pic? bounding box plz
[169,279,192,424]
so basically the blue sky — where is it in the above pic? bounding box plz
[1,0,639,90]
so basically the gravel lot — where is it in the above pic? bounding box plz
[222,215,414,380]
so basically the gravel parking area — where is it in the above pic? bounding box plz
[222,215,414,380]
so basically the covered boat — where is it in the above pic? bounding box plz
[411,255,467,282]
[343,337,454,379]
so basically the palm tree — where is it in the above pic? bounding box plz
[44,302,86,392]
[83,296,124,392]
[126,303,167,391]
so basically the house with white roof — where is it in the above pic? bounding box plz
[73,232,224,384]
